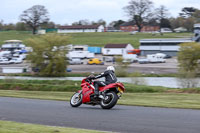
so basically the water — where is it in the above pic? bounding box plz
[1,76,200,88]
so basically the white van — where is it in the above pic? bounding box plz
[147,54,166,63]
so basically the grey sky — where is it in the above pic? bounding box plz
[0,0,199,25]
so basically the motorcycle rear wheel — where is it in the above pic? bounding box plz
[70,92,82,107]
[100,91,118,109]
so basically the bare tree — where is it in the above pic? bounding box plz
[156,5,169,20]
[72,19,91,25]
[20,5,49,34]
[123,0,154,32]
[0,20,3,30]
[155,5,170,28]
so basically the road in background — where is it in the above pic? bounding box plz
[68,57,178,74]
[0,58,178,74]
[0,97,200,133]
[68,64,177,74]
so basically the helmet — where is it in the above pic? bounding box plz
[107,66,115,72]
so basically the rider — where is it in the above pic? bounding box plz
[89,66,117,96]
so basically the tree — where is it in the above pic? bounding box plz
[25,34,70,76]
[3,23,15,30]
[123,0,154,32]
[72,19,91,25]
[155,5,170,28]
[182,17,195,31]
[178,42,200,88]
[20,5,49,34]
[170,17,185,29]
[160,18,171,28]
[178,42,200,74]
[109,20,125,29]
[0,20,4,30]
[40,21,56,29]
[193,10,200,23]
[95,19,106,26]
[179,7,197,18]
[16,22,28,31]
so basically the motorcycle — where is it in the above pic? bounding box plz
[70,75,125,109]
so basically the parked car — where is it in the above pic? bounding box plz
[138,58,149,64]
[0,57,9,61]
[130,31,138,35]
[164,55,171,59]
[156,53,171,59]
[0,60,10,65]
[160,28,173,33]
[9,58,23,64]
[19,54,27,60]
[66,68,72,72]
[87,58,104,65]
[104,56,114,62]
[122,58,136,64]
[69,58,83,65]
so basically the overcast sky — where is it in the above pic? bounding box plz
[0,0,199,25]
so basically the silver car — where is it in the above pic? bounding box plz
[69,58,83,65]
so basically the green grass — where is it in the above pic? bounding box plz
[68,32,193,48]
[120,93,200,109]
[0,90,73,101]
[0,79,170,93]
[0,120,107,133]
[0,31,193,48]
[0,31,34,45]
[1,90,200,109]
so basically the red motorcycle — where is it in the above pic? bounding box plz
[70,76,125,109]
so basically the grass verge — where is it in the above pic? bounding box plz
[0,31,193,47]
[0,79,170,93]
[1,90,200,109]
[0,72,178,77]
[0,120,108,133]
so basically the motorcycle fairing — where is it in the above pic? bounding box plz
[99,82,125,92]
[82,84,94,103]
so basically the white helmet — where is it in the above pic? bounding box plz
[107,66,115,72]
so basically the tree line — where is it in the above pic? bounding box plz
[0,1,200,34]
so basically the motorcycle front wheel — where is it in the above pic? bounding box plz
[100,91,118,109]
[70,92,82,107]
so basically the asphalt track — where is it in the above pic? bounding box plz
[0,97,200,133]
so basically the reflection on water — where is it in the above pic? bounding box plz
[119,77,200,88]
[1,76,200,88]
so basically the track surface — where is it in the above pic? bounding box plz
[0,97,200,133]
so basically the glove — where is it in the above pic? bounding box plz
[88,76,95,80]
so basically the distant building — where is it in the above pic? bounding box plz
[139,38,193,56]
[57,25,104,33]
[139,23,200,56]
[105,27,121,32]
[102,44,134,55]
[120,21,160,32]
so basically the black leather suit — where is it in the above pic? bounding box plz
[92,70,117,95]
